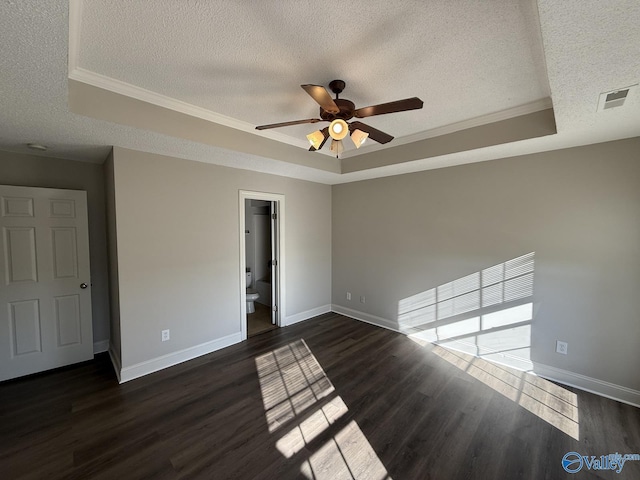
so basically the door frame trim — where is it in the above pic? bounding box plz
[238,190,285,341]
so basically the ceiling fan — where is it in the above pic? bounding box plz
[255,80,423,155]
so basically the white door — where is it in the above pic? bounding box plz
[270,202,278,325]
[0,185,93,381]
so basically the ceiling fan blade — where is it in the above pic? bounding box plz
[349,121,394,144]
[354,97,424,118]
[309,127,330,151]
[301,85,340,114]
[255,118,323,130]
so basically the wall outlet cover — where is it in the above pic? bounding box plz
[556,340,568,355]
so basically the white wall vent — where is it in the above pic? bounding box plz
[597,84,637,111]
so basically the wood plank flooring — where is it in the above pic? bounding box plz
[1,313,639,479]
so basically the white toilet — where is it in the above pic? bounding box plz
[246,271,260,314]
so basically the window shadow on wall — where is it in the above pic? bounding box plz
[398,252,580,440]
[398,252,535,371]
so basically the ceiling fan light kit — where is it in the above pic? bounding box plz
[330,139,344,155]
[329,119,349,140]
[350,128,369,148]
[306,130,325,149]
[255,80,423,156]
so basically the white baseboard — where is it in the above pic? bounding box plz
[108,345,122,383]
[331,304,640,409]
[533,363,640,408]
[331,304,402,333]
[93,339,110,354]
[285,304,331,326]
[118,332,242,384]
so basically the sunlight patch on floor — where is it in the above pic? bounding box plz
[275,395,348,457]
[430,344,580,440]
[256,339,335,433]
[299,420,392,480]
[256,339,391,479]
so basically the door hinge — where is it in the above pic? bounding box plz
[272,213,277,220]
[273,305,278,312]
[272,259,277,266]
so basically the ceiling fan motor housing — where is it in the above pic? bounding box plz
[329,79,346,95]
[320,99,355,121]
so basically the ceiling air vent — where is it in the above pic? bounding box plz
[597,84,637,111]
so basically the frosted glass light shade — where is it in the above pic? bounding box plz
[306,130,325,149]
[351,129,369,148]
[329,119,349,140]
[330,139,344,155]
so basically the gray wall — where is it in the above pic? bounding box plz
[0,150,110,345]
[109,147,332,368]
[103,151,121,362]
[332,137,640,390]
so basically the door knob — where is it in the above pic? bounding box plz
[80,283,88,289]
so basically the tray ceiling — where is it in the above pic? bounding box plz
[0,1,638,184]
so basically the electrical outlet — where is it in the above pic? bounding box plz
[556,340,568,355]
[346,292,351,300]
[162,329,170,342]
[360,295,366,304]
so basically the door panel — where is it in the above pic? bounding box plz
[54,295,81,346]
[2,196,34,217]
[0,185,93,381]
[51,227,78,279]
[9,299,41,355]
[4,227,38,283]
[49,199,76,218]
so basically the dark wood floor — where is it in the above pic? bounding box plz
[1,313,639,479]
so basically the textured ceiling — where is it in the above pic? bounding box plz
[0,1,639,184]
[75,0,550,151]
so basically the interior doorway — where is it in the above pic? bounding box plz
[239,191,284,340]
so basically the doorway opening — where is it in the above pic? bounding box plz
[239,191,284,340]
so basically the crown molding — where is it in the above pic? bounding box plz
[67,5,311,151]
[68,0,83,74]
[340,97,554,158]
[67,2,551,161]
[69,67,314,149]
